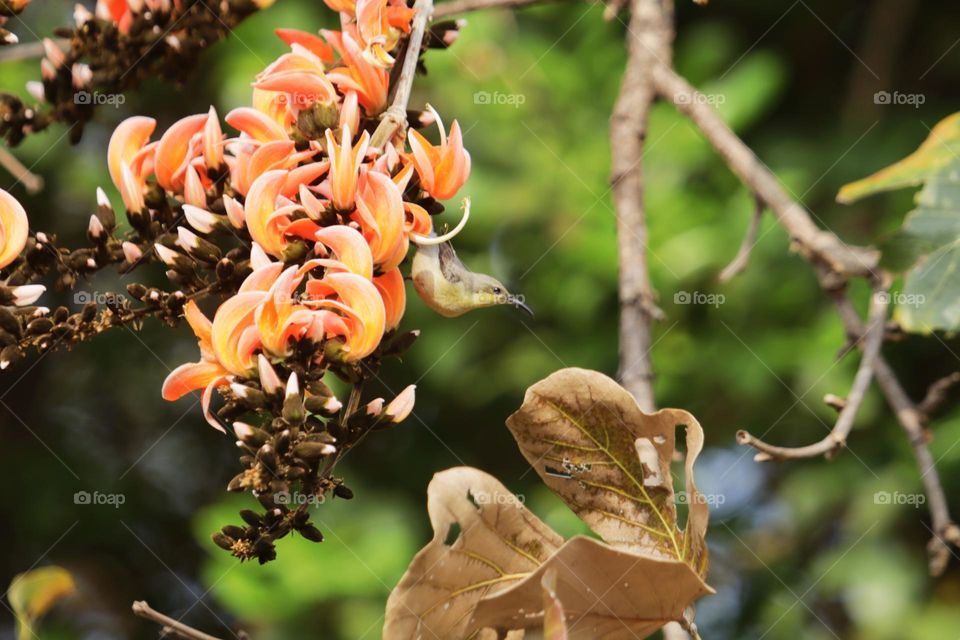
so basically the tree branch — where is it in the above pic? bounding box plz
[131,601,225,640]
[0,39,68,63]
[718,195,763,282]
[610,0,672,414]
[737,283,889,461]
[370,0,435,149]
[0,147,43,194]
[652,66,880,279]
[433,0,569,18]
[918,372,960,422]
[652,63,958,573]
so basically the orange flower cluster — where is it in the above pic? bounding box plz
[97,17,471,427]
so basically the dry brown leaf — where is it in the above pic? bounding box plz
[506,368,709,575]
[383,467,564,640]
[472,536,712,639]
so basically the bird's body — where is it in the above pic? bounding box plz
[411,239,531,317]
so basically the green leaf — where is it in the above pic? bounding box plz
[895,239,960,333]
[837,112,960,204]
[8,566,75,640]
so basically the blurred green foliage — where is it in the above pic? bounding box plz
[3,1,960,639]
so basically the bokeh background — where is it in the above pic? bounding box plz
[2,0,960,638]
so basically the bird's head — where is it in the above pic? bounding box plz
[467,273,534,316]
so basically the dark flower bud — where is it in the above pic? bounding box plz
[333,484,354,500]
[212,532,234,551]
[298,524,324,543]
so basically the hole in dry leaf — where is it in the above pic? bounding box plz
[635,438,663,487]
[466,490,481,510]
[444,522,462,546]
[544,465,573,480]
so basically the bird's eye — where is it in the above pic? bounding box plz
[492,287,502,295]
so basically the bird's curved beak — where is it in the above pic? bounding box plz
[509,295,534,317]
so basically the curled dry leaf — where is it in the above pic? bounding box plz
[385,368,713,640]
[506,367,709,573]
[8,565,76,640]
[473,536,711,639]
[383,466,564,640]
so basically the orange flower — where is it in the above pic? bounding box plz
[155,113,208,193]
[0,188,30,270]
[406,104,471,200]
[253,48,338,110]
[352,170,407,271]
[107,116,156,212]
[324,30,389,113]
[244,169,295,258]
[374,267,406,331]
[305,272,386,361]
[326,125,371,211]
[274,29,335,64]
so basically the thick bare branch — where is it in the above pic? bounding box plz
[370,0,435,149]
[737,285,889,461]
[610,0,672,413]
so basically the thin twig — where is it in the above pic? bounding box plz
[918,372,960,422]
[0,39,68,63]
[0,147,43,194]
[737,283,889,461]
[830,292,960,576]
[718,195,764,282]
[131,601,225,640]
[433,0,568,17]
[370,0,435,149]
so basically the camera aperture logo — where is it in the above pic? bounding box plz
[874,490,925,508]
[74,91,126,107]
[873,90,925,109]
[674,290,725,308]
[275,490,325,506]
[74,490,126,508]
[473,90,526,109]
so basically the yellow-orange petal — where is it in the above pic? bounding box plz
[107,116,156,193]
[315,225,374,279]
[244,169,289,257]
[322,272,385,361]
[161,360,227,402]
[211,291,266,376]
[155,113,207,193]
[0,188,30,269]
[225,107,289,142]
[275,28,335,63]
[374,267,406,331]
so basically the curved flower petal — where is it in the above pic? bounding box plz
[211,291,266,376]
[354,170,406,270]
[226,107,289,142]
[0,188,30,269]
[374,267,406,331]
[315,225,374,278]
[317,272,385,361]
[161,360,227,402]
[244,169,290,257]
[275,28,335,63]
[107,116,156,194]
[155,113,208,193]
